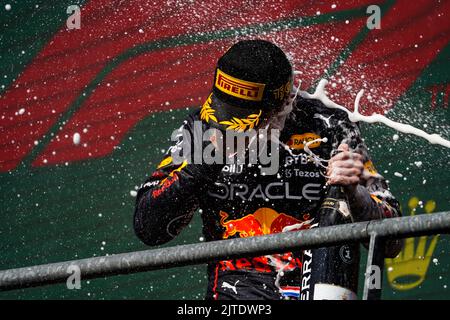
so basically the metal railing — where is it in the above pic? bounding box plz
[0,212,449,299]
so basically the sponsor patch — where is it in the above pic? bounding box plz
[158,160,187,186]
[215,68,265,101]
[287,133,322,150]
[219,207,311,239]
[272,80,292,101]
[157,156,173,169]
[152,161,188,198]
[209,182,322,201]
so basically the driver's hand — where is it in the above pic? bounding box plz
[326,144,364,187]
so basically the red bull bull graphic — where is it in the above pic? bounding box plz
[219,207,312,239]
[218,208,312,273]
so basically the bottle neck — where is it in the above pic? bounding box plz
[325,184,347,198]
[320,184,352,223]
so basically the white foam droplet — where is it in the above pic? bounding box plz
[73,133,81,145]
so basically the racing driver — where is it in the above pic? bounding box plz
[133,40,402,300]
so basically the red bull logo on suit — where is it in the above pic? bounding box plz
[219,207,311,239]
[218,208,312,273]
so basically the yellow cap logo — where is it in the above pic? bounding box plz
[287,133,321,150]
[215,69,265,102]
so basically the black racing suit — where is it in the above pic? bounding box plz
[133,97,402,300]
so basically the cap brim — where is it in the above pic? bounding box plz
[208,92,266,132]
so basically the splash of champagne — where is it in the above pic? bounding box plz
[300,79,450,148]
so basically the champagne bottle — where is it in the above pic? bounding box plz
[300,185,360,300]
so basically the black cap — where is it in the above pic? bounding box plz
[200,40,293,132]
